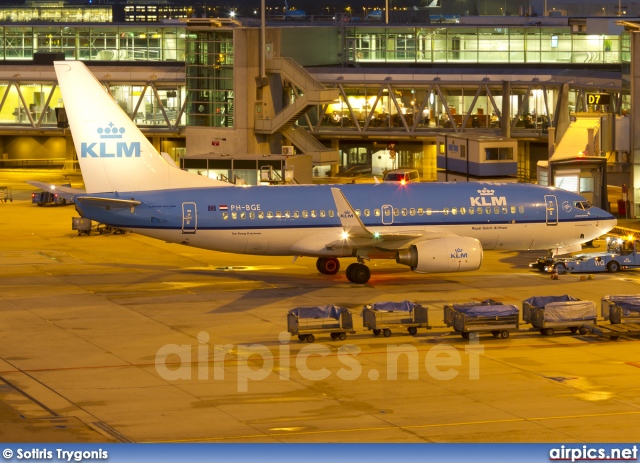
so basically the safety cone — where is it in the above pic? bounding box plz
[551,267,559,280]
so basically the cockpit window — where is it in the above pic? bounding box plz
[573,201,592,210]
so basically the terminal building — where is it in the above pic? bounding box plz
[0,5,639,213]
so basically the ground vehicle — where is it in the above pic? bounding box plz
[383,169,420,182]
[530,238,640,274]
[31,190,72,206]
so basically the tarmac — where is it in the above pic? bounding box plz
[1,170,640,443]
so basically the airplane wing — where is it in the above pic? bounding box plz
[26,181,85,203]
[328,187,456,251]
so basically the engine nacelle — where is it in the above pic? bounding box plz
[396,237,483,273]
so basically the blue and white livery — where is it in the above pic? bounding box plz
[52,61,617,284]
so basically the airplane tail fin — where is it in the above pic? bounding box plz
[54,61,230,194]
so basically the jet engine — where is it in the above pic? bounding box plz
[396,236,483,273]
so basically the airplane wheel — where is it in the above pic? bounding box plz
[351,264,370,284]
[317,257,340,275]
[346,263,359,282]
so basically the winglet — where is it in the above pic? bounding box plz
[330,188,372,237]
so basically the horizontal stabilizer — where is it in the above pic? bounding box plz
[26,181,84,202]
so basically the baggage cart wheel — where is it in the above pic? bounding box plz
[338,332,347,341]
[383,329,392,337]
[306,334,315,343]
[569,327,578,334]
[491,330,500,337]
[330,333,338,339]
[610,336,618,341]
[579,327,588,335]
[408,327,418,336]
[373,329,381,336]
[468,332,478,339]
[461,332,470,339]
[543,328,554,336]
[297,335,306,341]
[499,330,509,339]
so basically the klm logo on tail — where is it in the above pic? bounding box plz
[80,123,141,158]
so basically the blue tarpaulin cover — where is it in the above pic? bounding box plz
[612,300,640,314]
[524,295,578,308]
[369,301,415,312]
[289,305,344,320]
[453,304,519,317]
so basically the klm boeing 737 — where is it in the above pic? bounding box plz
[50,61,617,284]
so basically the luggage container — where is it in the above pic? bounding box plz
[287,305,355,343]
[529,300,596,335]
[362,301,429,337]
[71,217,93,235]
[522,295,578,324]
[450,304,519,339]
[444,299,503,327]
[601,295,640,324]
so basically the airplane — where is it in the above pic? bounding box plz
[50,60,617,284]
[283,0,306,19]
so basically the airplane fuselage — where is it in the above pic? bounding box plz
[75,181,616,258]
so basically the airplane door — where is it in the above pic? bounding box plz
[182,202,197,234]
[544,195,558,225]
[382,205,394,225]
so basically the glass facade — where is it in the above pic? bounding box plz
[348,26,621,64]
[0,25,185,61]
[185,29,234,127]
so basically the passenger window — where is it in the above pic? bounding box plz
[232,212,237,219]
[374,209,381,217]
[410,208,415,216]
[510,206,516,214]
[311,210,317,218]
[494,207,499,214]
[258,211,264,219]
[394,208,399,216]
[451,208,458,215]
[275,211,282,218]
[502,207,507,214]
[477,207,482,215]
[328,210,335,218]
[302,210,308,218]
[284,211,290,218]
[426,208,432,215]
[468,207,474,215]
[460,207,466,215]
[250,212,255,219]
[519,206,524,213]
[320,210,326,218]
[355,209,360,216]
[364,209,370,217]
[401,208,408,216]
[443,207,449,215]
[223,212,229,220]
[293,211,299,218]
[486,207,491,214]
[240,212,246,219]
[267,211,274,218]
[418,208,424,216]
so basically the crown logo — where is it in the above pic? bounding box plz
[97,122,125,139]
[455,248,462,252]
[477,188,495,196]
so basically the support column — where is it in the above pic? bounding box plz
[501,81,510,138]
[631,31,640,217]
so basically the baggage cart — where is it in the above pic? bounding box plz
[450,304,519,339]
[582,323,640,340]
[601,295,640,324]
[362,301,429,337]
[522,295,578,324]
[72,217,93,235]
[444,299,503,327]
[529,300,596,335]
[287,305,355,343]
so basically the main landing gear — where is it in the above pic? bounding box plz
[315,258,371,284]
